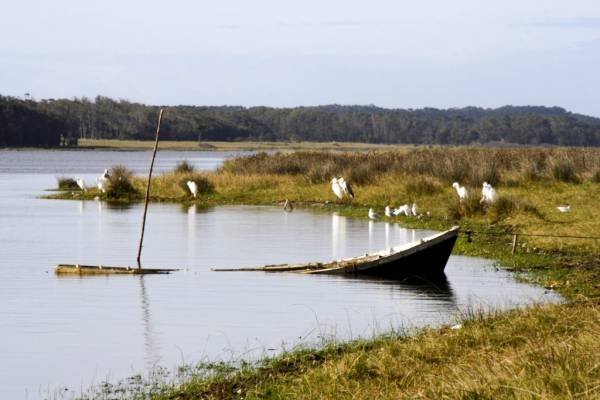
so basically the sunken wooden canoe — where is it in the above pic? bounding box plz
[55,264,178,275]
[213,226,459,279]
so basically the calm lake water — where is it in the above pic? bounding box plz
[0,150,560,399]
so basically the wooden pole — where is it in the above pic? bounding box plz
[137,109,164,268]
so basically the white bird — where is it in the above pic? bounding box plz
[186,180,198,198]
[411,203,419,217]
[76,178,86,191]
[338,177,354,198]
[452,182,468,201]
[480,182,498,204]
[385,205,392,217]
[368,208,380,219]
[102,169,111,181]
[557,205,571,213]
[96,177,106,193]
[450,324,462,330]
[330,177,343,200]
[394,204,411,217]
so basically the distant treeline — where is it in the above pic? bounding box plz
[0,97,65,147]
[2,95,600,147]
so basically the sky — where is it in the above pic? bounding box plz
[1,0,600,116]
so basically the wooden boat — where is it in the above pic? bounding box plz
[55,264,178,275]
[213,226,459,279]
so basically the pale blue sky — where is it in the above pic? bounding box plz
[1,0,599,115]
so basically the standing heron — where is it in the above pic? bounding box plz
[283,199,294,212]
[330,178,343,200]
[452,182,468,201]
[187,180,198,198]
[76,178,86,192]
[411,203,419,217]
[338,177,354,198]
[384,205,392,217]
[480,182,498,204]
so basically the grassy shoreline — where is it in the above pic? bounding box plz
[49,148,600,399]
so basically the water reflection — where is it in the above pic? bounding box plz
[138,277,160,369]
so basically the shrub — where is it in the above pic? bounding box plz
[591,170,600,183]
[106,165,140,199]
[446,193,484,220]
[174,160,195,174]
[551,158,580,183]
[57,177,79,190]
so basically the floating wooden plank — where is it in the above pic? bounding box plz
[55,264,178,275]
[212,226,459,279]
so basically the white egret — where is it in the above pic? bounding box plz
[330,177,343,200]
[411,203,419,217]
[384,205,392,217]
[394,204,411,217]
[557,205,571,212]
[452,182,468,201]
[338,177,354,198]
[102,169,111,181]
[96,177,106,193]
[76,178,86,191]
[480,182,498,204]
[187,180,198,198]
[368,208,380,219]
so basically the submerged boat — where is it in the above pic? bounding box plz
[55,264,177,275]
[213,226,459,279]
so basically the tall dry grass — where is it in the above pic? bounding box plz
[222,148,600,186]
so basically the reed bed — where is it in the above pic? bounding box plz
[222,147,600,185]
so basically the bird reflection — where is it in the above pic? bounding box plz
[187,204,197,259]
[368,220,374,253]
[77,200,85,215]
[384,222,390,250]
[331,213,346,261]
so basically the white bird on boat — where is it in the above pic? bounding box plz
[452,182,468,201]
[411,203,419,217]
[368,208,380,219]
[330,177,343,200]
[480,182,498,204]
[557,205,571,213]
[338,177,354,198]
[76,178,86,191]
[385,205,392,217]
[186,180,198,198]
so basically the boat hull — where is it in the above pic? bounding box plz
[213,226,460,280]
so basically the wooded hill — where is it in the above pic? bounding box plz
[2,95,600,147]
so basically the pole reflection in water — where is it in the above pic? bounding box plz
[138,276,160,369]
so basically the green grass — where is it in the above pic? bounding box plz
[46,148,600,400]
